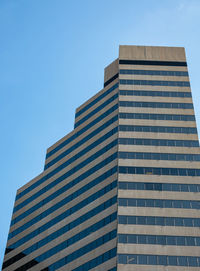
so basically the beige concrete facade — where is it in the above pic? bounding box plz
[2,45,200,271]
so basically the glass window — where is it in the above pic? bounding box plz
[181,184,188,192]
[145,183,154,190]
[146,216,155,225]
[163,183,171,191]
[194,219,200,227]
[157,236,166,245]
[155,200,163,208]
[128,255,137,264]
[166,217,174,226]
[155,183,162,191]
[118,254,127,264]
[118,199,127,206]
[182,201,191,209]
[137,216,146,224]
[118,235,127,243]
[137,199,146,207]
[128,182,136,189]
[138,235,146,244]
[147,235,156,244]
[178,256,188,266]
[136,182,144,190]
[128,198,137,206]
[128,234,137,244]
[175,218,184,226]
[196,238,200,246]
[188,257,198,267]
[167,236,176,245]
[128,216,136,224]
[156,217,164,226]
[168,256,177,266]
[191,201,200,209]
[158,255,167,265]
[118,216,127,224]
[164,199,173,208]
[190,184,198,192]
[148,255,157,265]
[186,237,195,246]
[173,201,182,208]
[118,182,127,189]
[177,236,185,246]
[147,199,154,207]
[138,255,147,264]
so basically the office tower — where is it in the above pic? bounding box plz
[2,45,200,271]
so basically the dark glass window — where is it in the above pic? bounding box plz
[148,255,157,265]
[168,256,177,266]
[158,255,167,265]
[138,255,147,264]
[128,235,137,243]
[119,89,191,98]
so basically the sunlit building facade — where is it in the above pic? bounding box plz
[2,45,200,270]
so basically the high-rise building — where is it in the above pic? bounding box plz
[2,45,200,271]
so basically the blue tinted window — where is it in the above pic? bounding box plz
[75,83,118,118]
[75,93,118,128]
[119,125,197,134]
[118,182,200,194]
[119,69,188,77]
[16,115,118,201]
[119,89,191,98]
[7,195,117,251]
[120,79,190,87]
[119,101,193,109]
[119,166,200,176]
[118,198,200,210]
[118,215,200,229]
[118,254,200,267]
[13,165,117,226]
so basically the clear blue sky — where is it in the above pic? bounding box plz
[1,0,200,266]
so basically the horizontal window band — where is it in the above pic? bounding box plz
[119,112,195,121]
[119,151,200,161]
[118,198,200,209]
[120,79,190,87]
[45,125,118,170]
[40,230,117,271]
[72,248,117,271]
[46,103,118,161]
[118,181,200,193]
[119,101,193,109]
[119,137,199,148]
[104,73,119,87]
[118,253,199,267]
[74,94,118,129]
[16,114,118,201]
[118,215,200,227]
[119,59,187,66]
[14,140,117,214]
[119,166,200,176]
[119,89,192,98]
[14,230,117,271]
[45,84,118,160]
[12,166,117,226]
[37,214,116,264]
[119,69,188,76]
[3,212,117,269]
[75,83,118,118]
[118,233,200,246]
[7,196,117,252]
[119,125,197,134]
[9,158,118,239]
